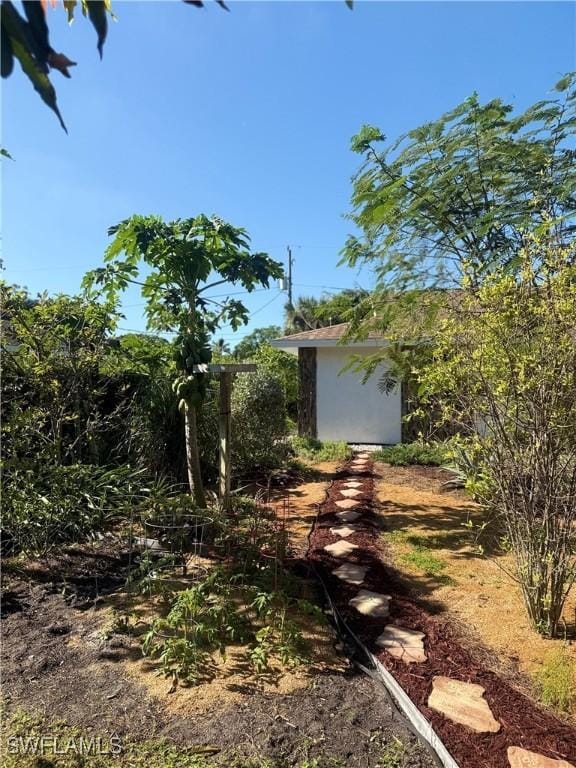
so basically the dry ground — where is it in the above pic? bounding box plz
[374,461,576,710]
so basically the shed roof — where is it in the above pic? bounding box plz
[271,322,386,353]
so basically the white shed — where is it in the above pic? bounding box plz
[271,323,402,445]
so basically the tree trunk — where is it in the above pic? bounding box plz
[183,399,206,508]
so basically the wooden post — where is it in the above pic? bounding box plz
[298,347,317,438]
[219,372,232,508]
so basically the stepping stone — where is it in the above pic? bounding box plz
[428,676,501,733]
[335,499,361,509]
[330,524,358,538]
[332,563,368,585]
[343,480,362,488]
[324,540,359,557]
[340,488,362,498]
[336,510,362,523]
[376,625,427,664]
[356,453,370,459]
[349,589,391,618]
[508,747,575,768]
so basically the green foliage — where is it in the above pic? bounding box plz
[340,74,576,382]
[400,548,447,577]
[534,647,576,713]
[84,213,284,504]
[234,326,282,360]
[418,229,576,636]
[2,463,145,554]
[250,343,298,416]
[141,499,320,685]
[291,437,352,462]
[377,738,406,768]
[231,369,289,473]
[0,1,228,131]
[372,442,450,466]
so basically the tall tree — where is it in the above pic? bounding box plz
[340,73,576,373]
[233,325,282,360]
[83,214,283,506]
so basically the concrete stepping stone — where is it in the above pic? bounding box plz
[324,540,359,557]
[376,625,427,664]
[335,509,362,523]
[428,676,501,733]
[340,488,362,498]
[356,453,370,459]
[332,563,368,585]
[349,589,391,618]
[330,524,358,538]
[508,747,575,768]
[335,499,361,509]
[343,480,362,488]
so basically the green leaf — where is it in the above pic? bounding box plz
[3,14,67,131]
[1,148,14,160]
[64,1,78,24]
[86,0,108,58]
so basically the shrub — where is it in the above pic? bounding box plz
[291,436,352,462]
[231,369,289,474]
[372,442,449,466]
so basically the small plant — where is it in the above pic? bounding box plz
[400,547,447,576]
[534,647,576,713]
[377,737,406,768]
[372,442,449,467]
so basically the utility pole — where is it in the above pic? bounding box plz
[287,245,294,309]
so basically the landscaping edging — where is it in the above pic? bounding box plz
[307,454,576,768]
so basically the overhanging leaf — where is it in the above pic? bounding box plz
[86,0,108,58]
[10,33,66,131]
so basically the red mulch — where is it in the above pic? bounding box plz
[307,460,576,768]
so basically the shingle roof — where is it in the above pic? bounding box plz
[275,323,385,342]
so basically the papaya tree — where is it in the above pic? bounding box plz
[83,214,283,507]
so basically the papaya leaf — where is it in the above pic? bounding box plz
[1,24,14,77]
[86,0,108,58]
[9,33,67,131]
[63,0,77,24]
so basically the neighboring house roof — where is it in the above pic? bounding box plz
[272,322,386,353]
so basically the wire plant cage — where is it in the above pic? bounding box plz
[128,501,213,596]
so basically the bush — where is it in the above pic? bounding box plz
[372,442,449,466]
[231,369,289,474]
[291,436,352,462]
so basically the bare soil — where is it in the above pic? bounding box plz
[1,526,434,766]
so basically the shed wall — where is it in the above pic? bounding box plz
[316,347,401,444]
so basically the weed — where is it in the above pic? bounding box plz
[535,647,576,713]
[377,737,406,768]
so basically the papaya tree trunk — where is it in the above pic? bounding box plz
[183,398,206,508]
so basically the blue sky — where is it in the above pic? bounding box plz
[3,0,575,344]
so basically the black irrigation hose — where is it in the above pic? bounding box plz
[305,472,445,768]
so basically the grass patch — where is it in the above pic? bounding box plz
[534,647,576,713]
[372,442,449,467]
[377,738,405,768]
[291,437,352,463]
[400,548,447,576]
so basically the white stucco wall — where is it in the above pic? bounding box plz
[316,347,402,444]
